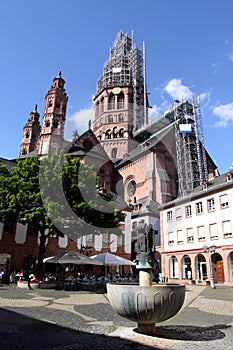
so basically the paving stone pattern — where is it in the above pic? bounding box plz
[0,284,232,349]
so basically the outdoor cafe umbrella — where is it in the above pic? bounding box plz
[43,250,103,265]
[90,252,136,266]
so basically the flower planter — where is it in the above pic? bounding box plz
[17,280,40,289]
[39,281,58,289]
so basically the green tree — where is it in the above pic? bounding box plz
[0,154,124,279]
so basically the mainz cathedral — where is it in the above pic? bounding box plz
[12,32,217,274]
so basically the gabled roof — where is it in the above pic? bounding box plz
[159,173,233,210]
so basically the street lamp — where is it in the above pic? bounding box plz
[203,244,216,289]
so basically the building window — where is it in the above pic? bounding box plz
[207,198,215,212]
[220,194,229,208]
[119,128,124,138]
[99,97,104,114]
[117,93,124,109]
[108,94,115,110]
[167,211,172,222]
[27,224,38,236]
[175,208,182,220]
[169,256,178,278]
[182,255,192,279]
[117,234,123,247]
[3,221,16,234]
[168,232,174,245]
[223,220,232,238]
[187,228,194,242]
[209,223,218,240]
[86,234,94,243]
[185,205,192,217]
[196,202,203,214]
[95,101,99,117]
[127,180,136,197]
[197,226,205,241]
[132,221,137,230]
[177,230,183,244]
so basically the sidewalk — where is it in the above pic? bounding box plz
[0,284,232,349]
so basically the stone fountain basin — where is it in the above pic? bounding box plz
[107,283,185,324]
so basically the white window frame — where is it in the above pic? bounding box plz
[207,198,215,212]
[196,201,203,214]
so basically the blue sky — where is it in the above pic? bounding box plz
[0,0,232,174]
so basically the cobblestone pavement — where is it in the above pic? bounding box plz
[0,283,232,349]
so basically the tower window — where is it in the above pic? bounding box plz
[45,120,50,127]
[111,148,117,158]
[101,97,104,113]
[108,94,115,110]
[53,120,58,128]
[119,128,124,138]
[117,93,124,109]
[118,113,124,122]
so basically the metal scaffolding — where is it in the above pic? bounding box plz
[96,32,147,130]
[174,99,208,196]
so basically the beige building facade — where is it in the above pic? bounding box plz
[159,171,233,286]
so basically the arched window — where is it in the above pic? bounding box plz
[229,251,233,281]
[182,255,192,279]
[196,254,207,281]
[108,94,115,110]
[112,126,118,138]
[53,119,58,128]
[105,129,111,139]
[108,115,113,123]
[45,120,50,127]
[111,148,118,158]
[169,256,178,278]
[119,128,124,138]
[95,101,99,117]
[127,180,136,197]
[100,97,104,113]
[118,113,124,122]
[25,132,30,139]
[117,92,124,109]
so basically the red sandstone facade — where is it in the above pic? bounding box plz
[2,32,231,286]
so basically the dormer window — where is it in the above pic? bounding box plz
[226,173,232,181]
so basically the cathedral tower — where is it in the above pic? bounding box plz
[38,71,68,156]
[93,32,148,160]
[19,105,41,157]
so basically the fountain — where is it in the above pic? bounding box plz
[107,223,185,335]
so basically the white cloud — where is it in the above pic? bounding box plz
[65,107,94,140]
[211,63,218,74]
[164,78,193,101]
[228,54,233,62]
[213,103,233,127]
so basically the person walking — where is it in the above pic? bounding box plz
[28,273,36,290]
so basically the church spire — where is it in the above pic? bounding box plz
[19,105,41,157]
[38,72,68,156]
